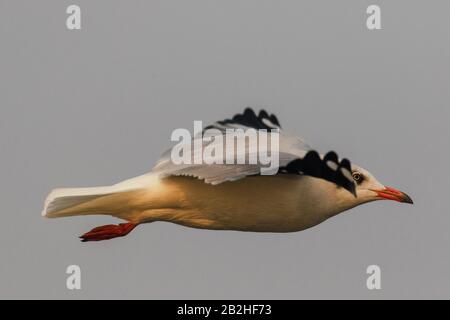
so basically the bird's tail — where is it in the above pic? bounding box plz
[42,173,158,219]
[42,186,123,218]
[42,185,146,242]
[42,174,162,241]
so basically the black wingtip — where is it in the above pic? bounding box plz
[243,107,256,115]
[213,107,282,132]
[280,150,357,197]
[258,109,269,119]
[349,184,357,197]
[269,114,280,127]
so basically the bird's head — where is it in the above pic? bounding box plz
[348,165,413,205]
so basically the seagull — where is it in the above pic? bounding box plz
[42,108,413,242]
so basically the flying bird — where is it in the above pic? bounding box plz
[42,108,413,241]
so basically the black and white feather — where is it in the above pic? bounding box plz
[204,108,281,132]
[152,108,356,195]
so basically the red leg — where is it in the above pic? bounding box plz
[80,222,138,242]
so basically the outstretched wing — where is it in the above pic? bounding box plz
[152,108,356,195]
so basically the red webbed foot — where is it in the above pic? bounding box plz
[80,222,137,242]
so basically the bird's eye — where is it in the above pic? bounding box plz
[352,171,363,183]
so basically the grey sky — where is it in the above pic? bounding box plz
[0,0,449,299]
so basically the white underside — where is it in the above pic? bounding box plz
[43,173,359,232]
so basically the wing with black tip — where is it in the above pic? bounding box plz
[279,150,356,196]
[152,108,356,196]
[203,107,282,132]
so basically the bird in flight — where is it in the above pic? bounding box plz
[42,108,413,242]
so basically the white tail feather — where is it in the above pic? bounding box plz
[42,186,115,217]
[42,173,160,218]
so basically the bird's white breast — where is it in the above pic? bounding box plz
[152,175,352,232]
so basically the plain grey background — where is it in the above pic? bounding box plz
[0,0,449,299]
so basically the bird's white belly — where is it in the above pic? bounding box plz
[144,175,344,232]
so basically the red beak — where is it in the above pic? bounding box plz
[372,186,413,204]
